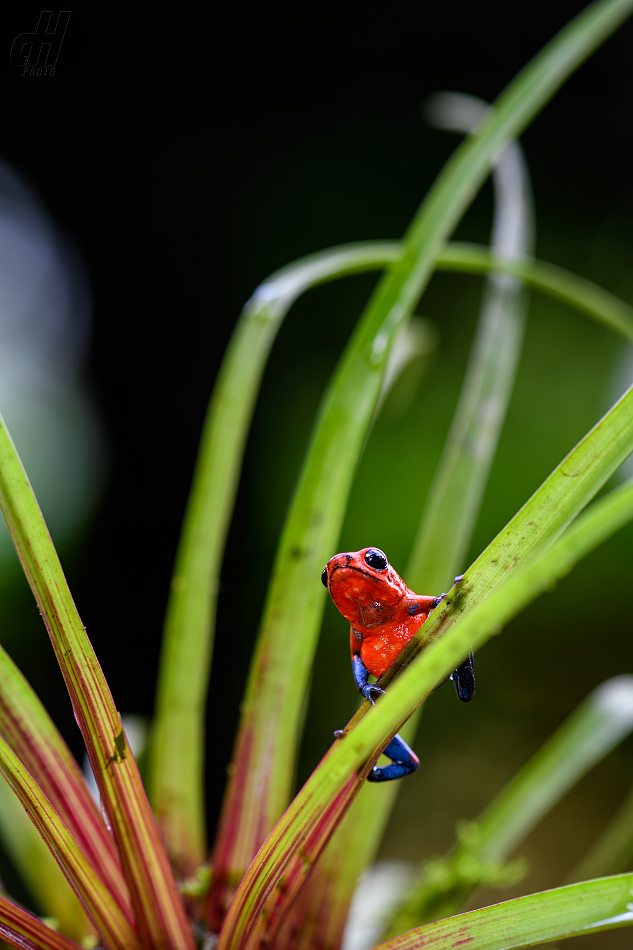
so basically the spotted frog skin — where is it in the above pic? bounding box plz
[321,546,474,781]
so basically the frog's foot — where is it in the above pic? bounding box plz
[361,683,386,705]
[367,732,419,783]
[454,574,465,585]
[451,650,475,702]
[431,593,447,609]
[333,729,344,738]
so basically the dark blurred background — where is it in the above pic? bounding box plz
[2,3,633,943]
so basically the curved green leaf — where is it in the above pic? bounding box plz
[437,242,633,341]
[0,779,95,943]
[373,873,633,949]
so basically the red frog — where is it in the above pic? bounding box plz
[322,546,474,782]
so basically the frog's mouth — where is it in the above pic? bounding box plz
[328,563,375,584]
[328,564,402,607]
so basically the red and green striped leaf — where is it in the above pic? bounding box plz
[0,643,132,923]
[0,415,194,950]
[0,777,96,943]
[373,873,633,949]
[0,735,139,949]
[0,893,83,950]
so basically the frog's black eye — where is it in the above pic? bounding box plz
[364,548,388,571]
[321,567,328,587]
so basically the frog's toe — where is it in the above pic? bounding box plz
[362,684,385,705]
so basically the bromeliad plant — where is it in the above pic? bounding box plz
[2,2,633,948]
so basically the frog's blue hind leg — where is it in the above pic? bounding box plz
[367,733,419,783]
[348,646,419,781]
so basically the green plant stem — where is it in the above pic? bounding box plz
[217,391,633,950]
[372,873,633,949]
[385,674,633,935]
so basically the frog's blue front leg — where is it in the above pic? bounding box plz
[352,647,419,783]
[352,650,385,703]
[452,650,475,702]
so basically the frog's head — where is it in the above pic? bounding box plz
[321,547,409,628]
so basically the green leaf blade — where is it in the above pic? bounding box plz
[0,778,96,944]
[373,874,633,949]
[0,415,195,950]
[0,735,139,950]
[0,643,132,927]
[0,892,84,950]
[153,230,633,881]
